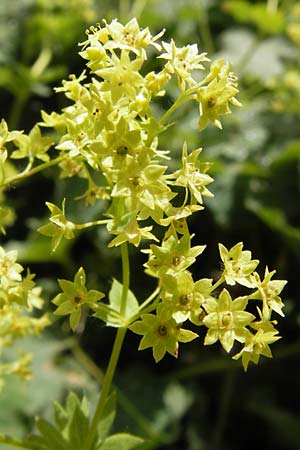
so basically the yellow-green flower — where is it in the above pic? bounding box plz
[38,199,76,251]
[196,59,241,130]
[80,18,164,62]
[52,267,104,331]
[159,40,209,90]
[107,209,158,247]
[249,267,287,319]
[170,143,214,205]
[105,18,164,56]
[0,204,15,235]
[219,242,259,288]
[11,125,53,162]
[130,305,198,362]
[203,289,255,352]
[160,271,213,324]
[144,229,206,279]
[0,246,23,288]
[95,50,144,101]
[233,327,281,371]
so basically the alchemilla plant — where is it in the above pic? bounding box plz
[0,18,286,450]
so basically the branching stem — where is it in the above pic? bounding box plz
[1,155,65,189]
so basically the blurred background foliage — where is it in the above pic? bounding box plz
[0,0,300,449]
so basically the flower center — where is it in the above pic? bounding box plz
[157,325,168,336]
[221,311,232,328]
[0,258,9,275]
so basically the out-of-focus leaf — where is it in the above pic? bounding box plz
[271,141,300,169]
[206,166,239,226]
[0,0,35,63]
[116,365,193,441]
[6,232,72,266]
[249,403,300,449]
[247,201,300,248]
[223,1,285,34]
[218,29,294,82]
[36,417,71,450]
[0,432,48,450]
[98,433,144,450]
[67,394,90,450]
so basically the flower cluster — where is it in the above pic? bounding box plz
[34,18,241,249]
[0,246,49,387]
[0,18,286,371]
[133,239,286,369]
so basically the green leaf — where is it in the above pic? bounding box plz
[271,141,300,169]
[224,1,285,34]
[92,304,121,325]
[247,201,300,249]
[36,417,71,450]
[54,401,69,431]
[249,403,300,449]
[66,391,81,413]
[0,433,44,450]
[67,400,89,450]
[98,433,144,450]
[103,279,139,327]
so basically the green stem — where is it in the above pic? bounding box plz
[211,276,224,292]
[120,242,130,315]
[119,0,130,19]
[173,341,300,380]
[72,341,169,444]
[75,219,110,230]
[8,47,51,130]
[210,370,235,450]
[30,47,52,79]
[83,327,127,450]
[139,286,160,312]
[127,286,160,325]
[1,155,65,189]
[130,0,148,18]
[0,436,34,450]
[198,2,214,55]
[159,80,207,126]
[83,242,130,450]
[159,92,190,125]
[8,93,28,130]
